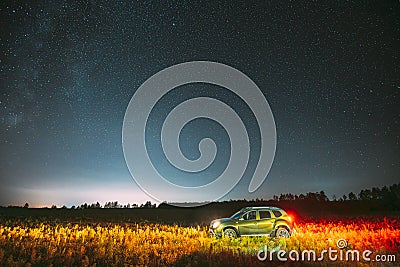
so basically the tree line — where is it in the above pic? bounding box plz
[5,182,399,210]
[271,182,399,203]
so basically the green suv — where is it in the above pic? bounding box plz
[209,206,293,238]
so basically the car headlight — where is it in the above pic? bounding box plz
[212,220,221,229]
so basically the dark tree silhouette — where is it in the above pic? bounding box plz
[348,192,357,201]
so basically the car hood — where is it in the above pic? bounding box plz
[215,217,235,223]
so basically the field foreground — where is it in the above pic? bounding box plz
[0,217,399,266]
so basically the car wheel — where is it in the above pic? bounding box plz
[223,228,237,238]
[275,227,290,238]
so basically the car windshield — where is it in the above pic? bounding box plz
[230,209,248,219]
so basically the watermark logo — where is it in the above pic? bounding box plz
[257,239,396,263]
[122,61,276,206]
[336,238,348,249]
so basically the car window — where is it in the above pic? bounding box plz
[259,210,272,219]
[230,209,247,219]
[272,210,282,217]
[243,211,256,220]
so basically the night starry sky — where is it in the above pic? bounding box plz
[0,1,399,207]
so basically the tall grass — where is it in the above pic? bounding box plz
[0,217,398,266]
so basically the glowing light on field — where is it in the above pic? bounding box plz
[0,218,398,265]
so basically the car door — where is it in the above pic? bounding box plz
[237,210,258,235]
[257,210,275,235]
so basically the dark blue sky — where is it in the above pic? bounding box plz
[0,1,399,207]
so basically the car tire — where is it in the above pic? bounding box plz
[223,228,237,238]
[275,227,290,238]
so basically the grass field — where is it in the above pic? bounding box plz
[0,213,398,266]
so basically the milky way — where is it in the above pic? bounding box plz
[0,1,399,206]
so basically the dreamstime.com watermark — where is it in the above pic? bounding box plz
[257,239,396,263]
[122,61,276,206]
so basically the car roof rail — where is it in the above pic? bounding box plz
[246,206,282,210]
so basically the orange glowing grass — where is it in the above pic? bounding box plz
[0,217,398,266]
